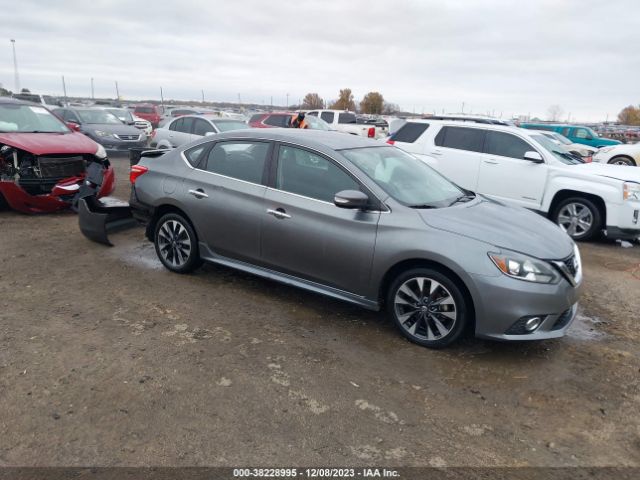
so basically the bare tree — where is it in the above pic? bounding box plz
[301,93,324,110]
[360,92,385,115]
[329,88,356,111]
[617,105,640,125]
[547,105,564,122]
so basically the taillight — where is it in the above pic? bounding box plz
[130,165,148,184]
[386,138,395,145]
[150,129,157,138]
[367,127,375,138]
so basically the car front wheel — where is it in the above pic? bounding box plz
[553,197,602,241]
[154,213,202,273]
[387,268,469,348]
[608,156,636,166]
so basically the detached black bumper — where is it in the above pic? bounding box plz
[78,196,137,246]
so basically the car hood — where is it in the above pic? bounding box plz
[0,131,99,156]
[83,124,143,135]
[418,197,574,260]
[568,162,640,183]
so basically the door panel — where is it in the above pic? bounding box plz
[477,131,547,208]
[181,141,271,263]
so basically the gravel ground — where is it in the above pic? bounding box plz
[0,154,639,467]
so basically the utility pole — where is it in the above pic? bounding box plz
[201,89,205,103]
[115,81,120,100]
[461,102,465,114]
[270,96,273,108]
[286,93,289,108]
[160,86,165,107]
[10,39,20,93]
[91,77,95,99]
[61,76,68,103]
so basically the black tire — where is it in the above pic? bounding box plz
[153,212,202,273]
[552,197,602,241]
[608,156,636,167]
[386,268,469,349]
[0,192,8,211]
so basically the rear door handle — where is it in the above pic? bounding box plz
[188,188,208,199]
[483,160,499,165]
[267,208,291,219]
[430,150,443,156]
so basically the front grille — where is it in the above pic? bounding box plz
[552,307,574,331]
[563,254,577,277]
[37,156,85,178]
[134,122,148,129]
[115,134,141,141]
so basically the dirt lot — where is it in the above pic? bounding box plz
[0,154,639,467]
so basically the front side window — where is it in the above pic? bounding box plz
[574,128,589,139]
[343,146,464,208]
[179,117,194,133]
[184,145,206,167]
[561,127,571,136]
[434,126,485,152]
[203,141,269,184]
[484,131,534,159]
[193,118,214,136]
[276,145,359,202]
[320,111,335,124]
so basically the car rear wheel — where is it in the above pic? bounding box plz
[553,197,602,241]
[154,213,202,273]
[386,268,469,348]
[608,156,636,166]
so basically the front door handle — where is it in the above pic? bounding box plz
[430,150,443,156]
[267,208,291,219]
[188,188,208,199]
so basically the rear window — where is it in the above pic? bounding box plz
[434,126,485,153]
[264,115,290,127]
[135,106,155,114]
[392,122,429,143]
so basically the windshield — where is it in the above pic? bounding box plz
[530,134,583,165]
[549,132,572,145]
[0,104,70,133]
[342,146,466,208]
[77,109,123,124]
[212,120,250,132]
[586,127,599,138]
[304,115,331,130]
[107,108,133,123]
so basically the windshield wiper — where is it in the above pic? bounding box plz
[448,194,475,207]
[408,204,438,209]
[22,130,65,134]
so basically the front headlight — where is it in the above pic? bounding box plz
[623,182,640,201]
[489,251,560,284]
[95,144,107,159]
[94,130,113,138]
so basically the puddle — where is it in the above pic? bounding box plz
[112,242,164,271]
[567,312,607,341]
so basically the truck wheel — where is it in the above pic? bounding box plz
[553,197,602,241]
[386,268,469,348]
[153,213,202,273]
[608,156,636,166]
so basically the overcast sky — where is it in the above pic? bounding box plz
[1,0,638,121]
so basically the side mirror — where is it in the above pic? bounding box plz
[204,131,216,137]
[523,151,544,163]
[585,135,593,141]
[334,190,370,209]
[66,121,80,132]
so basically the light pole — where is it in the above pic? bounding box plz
[286,93,289,108]
[10,39,20,93]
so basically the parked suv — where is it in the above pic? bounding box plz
[133,104,162,128]
[389,120,640,240]
[123,129,582,348]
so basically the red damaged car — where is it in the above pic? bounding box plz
[0,97,114,213]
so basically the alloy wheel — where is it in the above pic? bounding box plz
[557,202,593,237]
[157,219,192,267]
[393,277,457,341]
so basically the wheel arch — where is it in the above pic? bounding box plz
[378,258,477,334]
[548,190,607,227]
[608,155,637,166]
[146,204,195,241]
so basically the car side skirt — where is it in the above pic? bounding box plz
[198,243,381,311]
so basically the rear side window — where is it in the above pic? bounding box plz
[392,123,429,143]
[193,118,214,136]
[264,115,290,127]
[484,131,533,159]
[338,113,357,124]
[249,114,264,123]
[184,145,207,167]
[169,118,183,131]
[434,126,485,153]
[320,112,335,124]
[307,111,318,117]
[561,127,571,136]
[181,117,195,133]
[204,141,269,184]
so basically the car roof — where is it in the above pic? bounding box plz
[212,128,382,151]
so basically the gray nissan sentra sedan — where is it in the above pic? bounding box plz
[129,129,582,348]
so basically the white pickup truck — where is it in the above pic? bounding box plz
[305,109,387,139]
[389,119,640,241]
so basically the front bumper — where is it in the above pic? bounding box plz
[604,200,640,239]
[98,139,147,152]
[469,271,582,341]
